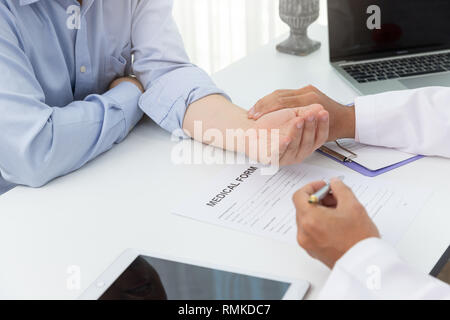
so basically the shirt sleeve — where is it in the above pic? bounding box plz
[354,87,450,157]
[319,238,450,300]
[0,10,143,188]
[131,0,230,135]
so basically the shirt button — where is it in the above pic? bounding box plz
[80,66,87,73]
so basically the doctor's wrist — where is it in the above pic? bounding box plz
[333,105,356,141]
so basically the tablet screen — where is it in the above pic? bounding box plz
[99,255,290,300]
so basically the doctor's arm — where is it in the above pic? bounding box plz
[0,16,143,188]
[293,180,450,300]
[249,85,450,157]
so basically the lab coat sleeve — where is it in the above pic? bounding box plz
[355,87,450,157]
[319,238,450,300]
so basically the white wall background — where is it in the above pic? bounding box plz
[173,0,328,74]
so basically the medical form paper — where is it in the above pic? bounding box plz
[173,164,431,245]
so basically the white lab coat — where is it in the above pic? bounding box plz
[320,87,450,299]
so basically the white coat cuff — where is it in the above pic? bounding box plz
[354,95,378,145]
[335,238,398,273]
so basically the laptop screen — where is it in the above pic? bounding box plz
[328,0,450,62]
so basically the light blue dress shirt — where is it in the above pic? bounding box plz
[0,0,227,191]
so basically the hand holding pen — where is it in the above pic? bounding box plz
[293,178,380,268]
[308,176,345,204]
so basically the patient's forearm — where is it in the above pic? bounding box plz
[183,94,331,166]
[182,95,253,153]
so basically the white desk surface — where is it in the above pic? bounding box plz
[0,24,449,299]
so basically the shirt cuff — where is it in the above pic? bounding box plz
[354,95,378,145]
[103,81,144,138]
[138,67,231,138]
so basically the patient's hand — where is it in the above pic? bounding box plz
[248,85,356,141]
[246,104,329,166]
[109,76,145,93]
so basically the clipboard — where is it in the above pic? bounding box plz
[318,142,425,177]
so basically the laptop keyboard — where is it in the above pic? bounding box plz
[342,52,450,83]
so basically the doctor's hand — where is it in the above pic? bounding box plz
[293,179,380,268]
[247,104,329,166]
[248,85,356,141]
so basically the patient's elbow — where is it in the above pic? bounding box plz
[5,161,53,188]
[21,173,50,188]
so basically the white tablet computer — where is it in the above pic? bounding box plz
[79,249,310,300]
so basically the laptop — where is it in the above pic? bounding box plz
[328,0,450,95]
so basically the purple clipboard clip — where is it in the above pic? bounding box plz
[317,150,424,177]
